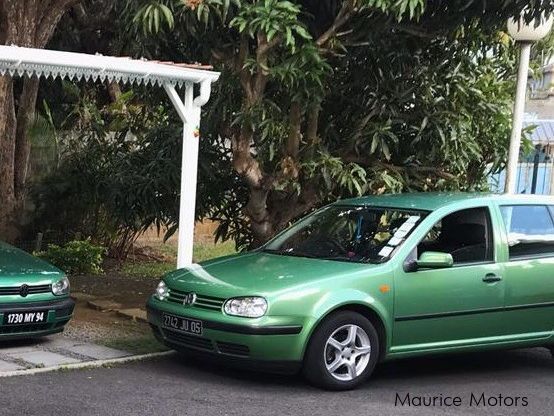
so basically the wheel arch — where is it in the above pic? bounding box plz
[302,302,390,362]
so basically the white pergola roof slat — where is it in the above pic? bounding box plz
[0,45,220,268]
[0,45,219,87]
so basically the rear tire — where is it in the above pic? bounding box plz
[302,311,380,390]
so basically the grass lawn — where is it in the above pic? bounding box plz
[121,241,236,279]
[102,332,167,355]
[68,240,237,355]
[193,240,237,262]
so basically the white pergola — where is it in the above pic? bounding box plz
[0,45,220,268]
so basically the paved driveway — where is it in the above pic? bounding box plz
[0,347,552,416]
[0,335,132,373]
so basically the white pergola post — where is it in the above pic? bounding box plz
[164,82,210,268]
[0,45,220,270]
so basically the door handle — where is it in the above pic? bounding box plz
[482,274,502,283]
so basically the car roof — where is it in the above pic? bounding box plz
[334,192,554,212]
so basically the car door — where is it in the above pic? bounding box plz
[392,205,506,351]
[497,204,554,337]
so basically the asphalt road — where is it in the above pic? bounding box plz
[0,347,552,416]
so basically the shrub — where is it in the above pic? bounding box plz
[36,240,105,275]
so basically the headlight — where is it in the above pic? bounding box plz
[52,276,70,296]
[223,297,268,318]
[155,281,169,301]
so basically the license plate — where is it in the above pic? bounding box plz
[3,311,48,325]
[162,313,203,336]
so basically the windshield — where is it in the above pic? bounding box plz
[263,205,427,264]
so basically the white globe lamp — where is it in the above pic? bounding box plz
[507,13,553,42]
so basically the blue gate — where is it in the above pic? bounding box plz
[489,162,553,194]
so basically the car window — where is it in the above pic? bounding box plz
[417,207,493,265]
[500,205,554,259]
[263,206,428,264]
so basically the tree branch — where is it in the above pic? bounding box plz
[257,33,281,57]
[1,1,21,44]
[70,1,114,28]
[306,105,320,147]
[316,0,356,47]
[376,161,456,180]
[393,23,440,39]
[341,152,456,181]
[286,102,302,159]
[236,36,256,104]
[37,0,80,47]
[252,32,275,100]
[14,76,39,198]
[0,3,7,44]
[269,180,321,231]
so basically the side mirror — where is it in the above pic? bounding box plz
[416,251,454,270]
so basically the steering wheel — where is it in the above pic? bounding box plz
[319,237,348,256]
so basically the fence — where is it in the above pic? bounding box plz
[489,143,554,195]
[489,162,554,195]
[15,232,84,254]
[14,222,218,255]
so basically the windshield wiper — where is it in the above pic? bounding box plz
[362,257,387,264]
[262,248,318,258]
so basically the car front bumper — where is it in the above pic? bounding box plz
[0,298,75,340]
[147,297,314,374]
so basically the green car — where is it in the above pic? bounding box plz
[147,193,554,390]
[0,241,74,340]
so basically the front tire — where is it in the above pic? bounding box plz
[302,311,380,390]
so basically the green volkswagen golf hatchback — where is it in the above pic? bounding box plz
[0,241,74,340]
[147,193,554,390]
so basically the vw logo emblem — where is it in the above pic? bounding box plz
[20,284,29,298]
[183,292,197,306]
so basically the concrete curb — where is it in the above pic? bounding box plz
[0,350,175,378]
[87,299,122,312]
[116,308,148,323]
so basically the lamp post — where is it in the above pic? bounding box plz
[505,13,553,194]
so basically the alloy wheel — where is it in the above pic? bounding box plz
[323,324,371,381]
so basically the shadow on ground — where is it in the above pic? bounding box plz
[165,346,553,390]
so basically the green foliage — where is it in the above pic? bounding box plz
[121,241,236,278]
[29,89,167,256]
[36,240,105,275]
[231,1,309,49]
[321,21,519,194]
[365,0,426,20]
[120,0,554,248]
[133,2,175,34]
[36,0,554,253]
[29,83,239,255]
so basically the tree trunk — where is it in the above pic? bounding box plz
[0,0,78,240]
[0,76,17,239]
[14,77,40,198]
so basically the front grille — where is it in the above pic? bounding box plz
[167,289,225,311]
[216,341,250,357]
[0,284,51,296]
[163,328,214,351]
[0,323,50,334]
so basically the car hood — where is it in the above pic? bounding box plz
[0,241,63,279]
[165,251,374,296]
